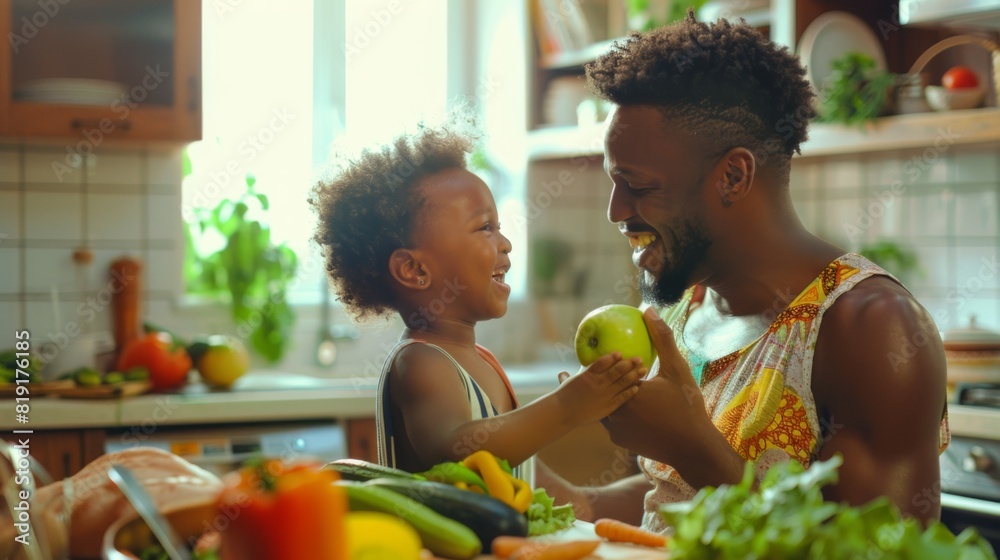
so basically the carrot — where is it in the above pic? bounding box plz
[508,540,601,560]
[492,536,533,558]
[594,518,668,548]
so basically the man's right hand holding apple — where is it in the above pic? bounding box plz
[603,308,745,489]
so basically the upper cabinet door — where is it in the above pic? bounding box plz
[0,0,201,142]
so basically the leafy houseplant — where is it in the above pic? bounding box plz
[625,0,707,32]
[817,53,897,127]
[860,241,921,285]
[184,175,298,363]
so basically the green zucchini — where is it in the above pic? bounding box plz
[323,458,419,482]
[365,477,529,553]
[337,481,482,559]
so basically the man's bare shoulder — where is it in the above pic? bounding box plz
[812,275,946,420]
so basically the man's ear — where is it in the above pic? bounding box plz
[389,248,430,289]
[715,147,756,208]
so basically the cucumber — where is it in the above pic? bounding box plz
[324,458,419,482]
[365,478,529,553]
[337,481,481,559]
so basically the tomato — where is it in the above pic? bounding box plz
[942,66,979,90]
[117,332,192,390]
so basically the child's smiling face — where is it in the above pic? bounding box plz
[412,168,512,322]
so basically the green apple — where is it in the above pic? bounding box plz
[575,304,656,370]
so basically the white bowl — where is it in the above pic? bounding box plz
[925,85,985,111]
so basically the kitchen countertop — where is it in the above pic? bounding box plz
[0,363,568,431]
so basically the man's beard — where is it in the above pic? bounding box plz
[639,218,712,307]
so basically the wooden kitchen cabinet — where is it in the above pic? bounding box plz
[0,0,201,142]
[3,429,105,480]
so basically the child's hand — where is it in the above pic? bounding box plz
[555,353,645,426]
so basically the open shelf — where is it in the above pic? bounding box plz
[800,107,1000,158]
[526,107,1000,161]
[539,38,622,70]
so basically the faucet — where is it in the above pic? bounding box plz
[316,280,360,366]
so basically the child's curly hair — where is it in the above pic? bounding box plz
[586,12,815,177]
[310,120,478,321]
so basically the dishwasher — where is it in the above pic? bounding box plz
[104,420,347,476]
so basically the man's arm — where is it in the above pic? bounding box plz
[812,276,947,523]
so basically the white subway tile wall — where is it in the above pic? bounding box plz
[0,191,20,241]
[24,192,83,240]
[86,193,143,241]
[0,145,184,365]
[793,144,1000,331]
[0,249,19,294]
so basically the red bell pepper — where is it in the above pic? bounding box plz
[117,332,192,390]
[216,459,347,560]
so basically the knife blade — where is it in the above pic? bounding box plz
[108,464,192,560]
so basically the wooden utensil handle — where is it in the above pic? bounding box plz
[110,257,143,353]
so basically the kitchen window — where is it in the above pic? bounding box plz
[183,1,525,305]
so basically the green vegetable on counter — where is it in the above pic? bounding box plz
[661,455,996,559]
[418,461,488,492]
[103,372,125,385]
[0,349,42,382]
[124,366,149,381]
[73,367,103,387]
[526,488,575,536]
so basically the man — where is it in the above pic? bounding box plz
[562,14,949,532]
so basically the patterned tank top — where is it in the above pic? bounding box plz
[639,253,951,532]
[376,340,525,479]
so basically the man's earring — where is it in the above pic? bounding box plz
[418,278,425,285]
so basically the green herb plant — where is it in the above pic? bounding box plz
[625,0,707,32]
[184,175,298,363]
[818,53,897,127]
[860,241,922,284]
[661,455,996,559]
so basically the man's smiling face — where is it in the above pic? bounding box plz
[604,105,715,306]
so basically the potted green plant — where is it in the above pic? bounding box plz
[817,53,897,127]
[859,241,921,285]
[184,175,298,363]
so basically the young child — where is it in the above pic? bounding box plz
[311,120,645,474]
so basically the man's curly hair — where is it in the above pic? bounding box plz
[586,13,815,177]
[310,121,477,321]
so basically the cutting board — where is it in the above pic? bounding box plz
[42,379,152,399]
[476,521,669,559]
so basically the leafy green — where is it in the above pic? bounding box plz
[660,456,997,559]
[527,488,576,536]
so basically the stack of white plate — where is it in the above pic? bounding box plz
[14,78,128,106]
[543,76,592,126]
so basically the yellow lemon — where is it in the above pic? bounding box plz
[346,512,423,560]
[197,339,249,388]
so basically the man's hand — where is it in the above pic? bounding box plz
[603,309,744,487]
